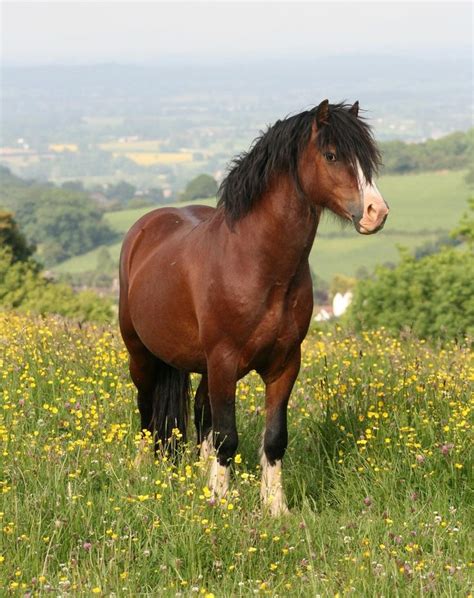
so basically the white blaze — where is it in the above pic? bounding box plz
[357,161,383,203]
[356,160,388,232]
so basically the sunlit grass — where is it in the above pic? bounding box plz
[0,313,472,595]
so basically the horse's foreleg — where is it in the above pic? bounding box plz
[194,375,212,460]
[206,360,238,499]
[261,350,301,516]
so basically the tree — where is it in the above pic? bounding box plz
[451,197,474,247]
[330,274,357,299]
[105,181,137,203]
[180,174,218,201]
[380,129,473,175]
[0,210,35,263]
[0,213,113,323]
[61,180,85,193]
[0,174,117,266]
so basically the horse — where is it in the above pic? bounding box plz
[119,99,389,515]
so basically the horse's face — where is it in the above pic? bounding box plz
[313,147,389,234]
[304,101,389,235]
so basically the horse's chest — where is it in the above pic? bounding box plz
[242,293,311,373]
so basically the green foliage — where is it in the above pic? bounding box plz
[347,247,474,339]
[0,209,35,263]
[465,167,474,187]
[0,167,116,266]
[180,173,217,201]
[380,129,473,174]
[451,197,474,247]
[329,273,357,299]
[0,212,113,323]
[104,180,136,203]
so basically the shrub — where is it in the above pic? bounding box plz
[347,247,474,339]
[0,211,113,323]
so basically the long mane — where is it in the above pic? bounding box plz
[217,102,381,222]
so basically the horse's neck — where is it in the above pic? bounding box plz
[230,175,319,280]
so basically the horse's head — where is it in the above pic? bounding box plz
[303,100,389,235]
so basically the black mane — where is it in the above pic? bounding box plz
[217,102,381,221]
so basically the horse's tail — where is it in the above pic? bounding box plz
[152,360,191,453]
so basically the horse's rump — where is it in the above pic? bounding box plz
[119,205,215,372]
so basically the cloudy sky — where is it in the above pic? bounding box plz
[2,1,472,65]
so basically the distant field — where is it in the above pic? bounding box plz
[116,151,194,166]
[54,170,471,280]
[99,139,194,166]
[99,140,162,152]
[49,143,78,153]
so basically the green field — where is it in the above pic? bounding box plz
[1,314,471,595]
[54,171,471,281]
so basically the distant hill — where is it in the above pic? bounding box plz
[380,129,473,174]
[0,166,116,266]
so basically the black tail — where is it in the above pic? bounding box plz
[152,360,191,453]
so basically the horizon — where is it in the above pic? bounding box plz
[2,2,472,67]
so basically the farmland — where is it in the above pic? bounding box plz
[1,313,472,595]
[54,170,471,282]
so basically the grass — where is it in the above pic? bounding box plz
[0,313,472,596]
[54,170,471,280]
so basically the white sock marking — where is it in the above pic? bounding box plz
[199,431,213,462]
[260,453,289,516]
[209,457,230,499]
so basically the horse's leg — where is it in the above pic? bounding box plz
[124,336,158,464]
[194,375,213,460]
[260,350,301,516]
[206,360,238,499]
[130,350,157,433]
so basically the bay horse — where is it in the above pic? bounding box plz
[119,100,389,515]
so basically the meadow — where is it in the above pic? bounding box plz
[1,313,472,596]
[53,170,471,282]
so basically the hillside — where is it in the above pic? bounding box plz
[54,170,471,282]
[0,166,116,266]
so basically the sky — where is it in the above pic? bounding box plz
[1,1,472,66]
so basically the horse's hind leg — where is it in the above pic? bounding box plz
[194,375,212,460]
[129,348,157,434]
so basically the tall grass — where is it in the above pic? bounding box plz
[1,314,472,596]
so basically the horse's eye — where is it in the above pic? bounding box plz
[324,152,337,162]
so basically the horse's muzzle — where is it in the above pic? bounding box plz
[353,212,388,235]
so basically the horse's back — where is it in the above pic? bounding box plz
[120,204,215,279]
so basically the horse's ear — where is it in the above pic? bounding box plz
[349,100,359,117]
[315,99,329,127]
